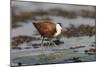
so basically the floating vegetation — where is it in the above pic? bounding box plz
[63,24,95,37]
[12,12,34,23]
[49,8,77,18]
[12,23,22,28]
[84,48,96,55]
[90,44,96,47]
[69,45,85,49]
[11,35,41,48]
[73,50,79,53]
[12,46,22,50]
[11,8,96,28]
[36,54,56,63]
[11,35,64,48]
[80,10,96,18]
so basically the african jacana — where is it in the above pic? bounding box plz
[32,20,62,47]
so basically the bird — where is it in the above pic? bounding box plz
[32,20,62,47]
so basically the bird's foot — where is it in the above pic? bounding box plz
[51,41,58,47]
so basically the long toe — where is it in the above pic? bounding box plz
[52,41,57,47]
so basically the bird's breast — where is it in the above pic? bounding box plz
[54,30,61,37]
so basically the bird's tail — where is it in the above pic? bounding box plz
[32,22,38,28]
[32,20,38,26]
[32,20,44,27]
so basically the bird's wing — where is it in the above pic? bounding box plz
[34,22,56,37]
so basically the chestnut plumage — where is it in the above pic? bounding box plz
[32,21,62,47]
[33,21,57,37]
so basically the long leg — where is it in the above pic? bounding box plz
[48,38,57,47]
[48,38,51,46]
[41,37,44,47]
[51,40,57,47]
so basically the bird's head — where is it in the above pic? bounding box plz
[57,23,67,31]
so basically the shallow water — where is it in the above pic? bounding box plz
[11,36,96,66]
[11,16,96,66]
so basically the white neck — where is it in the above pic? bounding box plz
[54,24,62,37]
